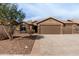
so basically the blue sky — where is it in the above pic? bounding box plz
[18,3,79,21]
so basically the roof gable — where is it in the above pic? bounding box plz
[37,17,64,24]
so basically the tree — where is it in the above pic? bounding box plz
[0,3,25,40]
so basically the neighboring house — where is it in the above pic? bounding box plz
[32,17,79,34]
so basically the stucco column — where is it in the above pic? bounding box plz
[38,25,40,34]
[72,24,74,34]
[60,24,63,34]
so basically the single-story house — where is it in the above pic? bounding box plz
[32,17,79,34]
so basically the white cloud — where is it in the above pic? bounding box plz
[23,16,42,21]
[18,3,79,20]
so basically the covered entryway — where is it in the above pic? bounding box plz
[39,25,61,34]
[32,25,38,33]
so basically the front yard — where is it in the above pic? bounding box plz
[1,33,79,56]
[0,31,36,55]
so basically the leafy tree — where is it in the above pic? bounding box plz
[0,3,25,40]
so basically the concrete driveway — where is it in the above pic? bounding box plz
[31,34,79,56]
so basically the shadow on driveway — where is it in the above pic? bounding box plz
[22,35,44,40]
[23,35,44,40]
[31,35,44,40]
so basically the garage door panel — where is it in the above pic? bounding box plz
[40,25,60,34]
[63,26,72,34]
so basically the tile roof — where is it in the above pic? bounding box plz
[59,20,74,24]
[30,17,79,24]
[32,17,64,24]
[70,19,79,24]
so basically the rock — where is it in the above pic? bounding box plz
[25,45,28,49]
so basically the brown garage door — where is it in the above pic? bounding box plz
[40,25,61,34]
[63,25,72,34]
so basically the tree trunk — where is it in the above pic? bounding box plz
[2,25,12,40]
[8,25,15,40]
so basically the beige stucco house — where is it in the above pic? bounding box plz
[32,17,79,34]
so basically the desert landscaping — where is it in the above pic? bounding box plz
[1,3,79,56]
[0,33,79,56]
[0,31,36,55]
